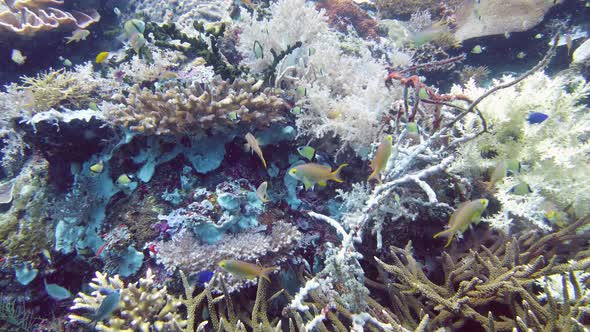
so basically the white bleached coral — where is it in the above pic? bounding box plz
[237,0,401,157]
[450,73,590,230]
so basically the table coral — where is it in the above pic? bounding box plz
[0,0,100,36]
[69,268,187,331]
[105,76,288,136]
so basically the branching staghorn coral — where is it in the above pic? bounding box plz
[373,217,590,331]
[105,76,288,136]
[1,63,111,116]
[69,268,187,331]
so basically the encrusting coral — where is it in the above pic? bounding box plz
[155,220,302,292]
[0,156,53,266]
[0,0,100,36]
[69,268,187,331]
[104,76,289,136]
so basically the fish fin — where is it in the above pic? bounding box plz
[243,143,251,153]
[303,177,314,191]
[318,181,327,187]
[444,234,455,248]
[433,228,453,240]
[260,266,279,282]
[330,163,348,183]
[261,156,267,169]
[367,169,379,183]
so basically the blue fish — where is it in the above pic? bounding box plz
[197,270,214,285]
[527,112,548,124]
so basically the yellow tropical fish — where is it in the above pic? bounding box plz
[218,260,278,282]
[288,163,347,190]
[89,161,104,175]
[95,51,110,64]
[484,160,507,191]
[256,181,269,203]
[368,135,393,183]
[245,132,267,168]
[433,199,489,248]
[65,29,90,44]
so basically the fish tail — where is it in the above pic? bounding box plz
[433,229,455,248]
[259,266,278,282]
[433,228,453,239]
[330,163,348,183]
[367,169,380,183]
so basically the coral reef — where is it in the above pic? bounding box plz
[374,218,590,330]
[316,0,379,39]
[376,0,461,19]
[69,268,187,331]
[155,219,302,292]
[104,76,288,136]
[0,0,100,36]
[453,0,560,41]
[0,156,53,265]
[450,71,590,230]
[0,63,111,116]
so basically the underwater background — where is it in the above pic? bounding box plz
[0,0,590,331]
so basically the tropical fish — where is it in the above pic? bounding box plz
[256,181,270,203]
[129,33,146,54]
[510,182,531,195]
[253,40,264,59]
[116,174,131,185]
[123,19,145,38]
[296,86,307,97]
[288,163,347,190]
[44,280,71,300]
[527,112,548,124]
[245,132,267,168]
[290,106,303,115]
[484,160,507,190]
[65,29,90,44]
[218,259,278,282]
[297,146,316,161]
[90,162,104,175]
[506,159,521,175]
[227,111,241,123]
[433,199,489,248]
[368,135,393,184]
[516,52,526,59]
[197,270,214,285]
[92,290,120,323]
[471,45,485,54]
[11,49,26,65]
[95,51,110,64]
[535,33,544,39]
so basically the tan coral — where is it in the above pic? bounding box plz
[106,76,289,136]
[0,0,100,36]
[69,268,187,331]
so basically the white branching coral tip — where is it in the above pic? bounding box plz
[289,278,321,311]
